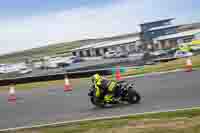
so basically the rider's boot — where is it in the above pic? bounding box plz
[104,95,114,104]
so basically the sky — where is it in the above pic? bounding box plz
[0,0,200,55]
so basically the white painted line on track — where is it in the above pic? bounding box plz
[125,67,200,80]
[124,69,184,79]
[1,106,200,132]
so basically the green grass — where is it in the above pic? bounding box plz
[0,39,97,63]
[118,54,200,77]
[9,107,200,133]
[0,77,90,92]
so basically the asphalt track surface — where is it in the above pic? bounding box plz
[0,70,200,129]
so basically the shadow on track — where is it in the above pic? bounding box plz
[89,100,143,111]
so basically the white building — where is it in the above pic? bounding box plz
[71,19,200,57]
[71,35,141,57]
[153,29,200,50]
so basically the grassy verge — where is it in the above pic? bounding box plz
[0,78,90,92]
[120,54,200,77]
[8,107,200,133]
[1,55,200,92]
[0,40,86,63]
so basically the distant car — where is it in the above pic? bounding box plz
[115,51,129,58]
[0,65,6,74]
[33,62,43,69]
[46,62,59,69]
[0,69,5,74]
[150,50,168,57]
[71,57,85,63]
[57,62,70,67]
[103,51,117,58]
[19,68,32,74]
[174,51,193,58]
[191,45,200,51]
[145,61,156,65]
[103,50,129,58]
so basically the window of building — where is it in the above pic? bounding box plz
[80,51,84,57]
[183,37,192,43]
[163,21,170,26]
[96,49,100,56]
[72,52,76,56]
[142,25,147,31]
[177,39,184,44]
[86,50,91,57]
[194,32,200,40]
[164,29,174,35]
[103,48,108,53]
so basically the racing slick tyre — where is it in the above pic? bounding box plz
[127,87,141,104]
[90,96,105,108]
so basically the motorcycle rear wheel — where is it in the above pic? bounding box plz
[127,87,141,104]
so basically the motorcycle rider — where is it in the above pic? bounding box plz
[91,73,120,104]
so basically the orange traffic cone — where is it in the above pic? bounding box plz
[185,58,192,72]
[8,85,17,102]
[116,66,121,80]
[64,75,72,92]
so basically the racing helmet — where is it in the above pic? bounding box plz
[91,73,102,83]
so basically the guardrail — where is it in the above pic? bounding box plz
[0,66,144,87]
[0,68,114,86]
[153,57,178,63]
[0,56,181,87]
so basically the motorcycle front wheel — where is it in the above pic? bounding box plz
[90,97,105,108]
[127,87,141,104]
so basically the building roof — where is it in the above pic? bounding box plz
[71,41,110,51]
[140,18,174,26]
[71,35,140,51]
[148,25,178,31]
[177,22,200,32]
[154,29,200,41]
[94,37,140,49]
